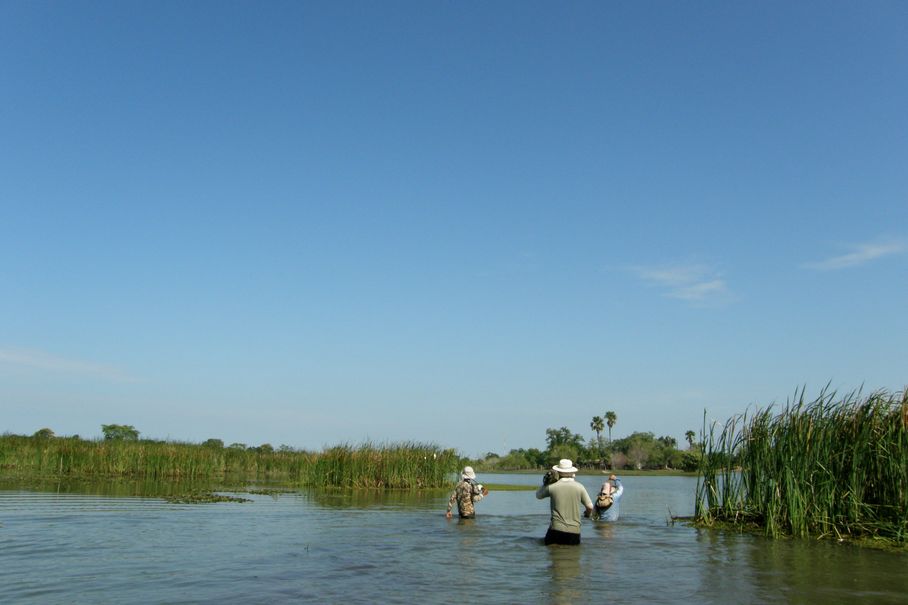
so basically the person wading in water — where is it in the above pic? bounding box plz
[536,459,594,545]
[593,474,624,522]
[445,466,489,519]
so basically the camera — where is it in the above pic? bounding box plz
[542,469,559,485]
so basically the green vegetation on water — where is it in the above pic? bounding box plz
[695,388,908,547]
[164,492,252,504]
[0,434,460,490]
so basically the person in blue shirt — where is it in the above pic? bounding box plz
[594,474,623,522]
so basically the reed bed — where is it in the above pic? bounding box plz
[304,442,457,489]
[695,388,908,545]
[0,435,459,489]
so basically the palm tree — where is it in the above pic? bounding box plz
[605,411,617,443]
[685,430,696,450]
[590,416,604,454]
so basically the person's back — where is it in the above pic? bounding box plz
[535,459,593,545]
[596,476,623,522]
[540,479,590,533]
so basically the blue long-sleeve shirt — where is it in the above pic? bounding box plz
[597,479,623,522]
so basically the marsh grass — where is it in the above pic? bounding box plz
[696,388,908,545]
[303,441,457,488]
[0,435,459,489]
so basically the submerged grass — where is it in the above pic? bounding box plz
[0,435,460,490]
[695,387,908,546]
[164,492,253,504]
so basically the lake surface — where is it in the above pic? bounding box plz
[2,474,906,604]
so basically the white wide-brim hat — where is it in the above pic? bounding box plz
[552,459,578,473]
[462,466,476,479]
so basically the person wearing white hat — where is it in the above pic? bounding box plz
[535,459,594,545]
[445,466,489,519]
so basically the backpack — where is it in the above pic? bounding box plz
[595,492,614,510]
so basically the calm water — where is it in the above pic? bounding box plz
[1,474,906,604]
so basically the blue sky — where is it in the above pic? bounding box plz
[2,2,906,456]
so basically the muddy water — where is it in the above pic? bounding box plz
[1,474,905,604]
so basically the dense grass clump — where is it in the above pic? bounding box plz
[696,388,908,545]
[304,442,456,488]
[0,435,459,489]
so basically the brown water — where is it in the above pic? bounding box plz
[1,474,905,604]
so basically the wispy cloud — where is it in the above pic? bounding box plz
[0,347,136,382]
[802,241,905,271]
[631,263,731,305]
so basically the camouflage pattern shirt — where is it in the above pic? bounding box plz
[447,479,485,518]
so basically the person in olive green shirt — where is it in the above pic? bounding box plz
[536,459,594,545]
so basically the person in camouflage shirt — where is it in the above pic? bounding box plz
[445,466,489,519]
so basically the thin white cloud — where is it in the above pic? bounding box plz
[0,347,136,382]
[634,265,711,287]
[802,241,905,270]
[669,279,728,302]
[632,263,730,305]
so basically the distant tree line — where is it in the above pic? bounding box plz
[472,411,702,472]
[13,425,293,455]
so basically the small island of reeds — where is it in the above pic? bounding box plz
[695,388,907,549]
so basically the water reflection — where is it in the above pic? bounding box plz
[745,535,908,603]
[0,476,237,498]
[305,488,442,509]
[546,544,583,605]
[689,527,908,604]
[592,521,615,540]
[0,477,451,509]
[692,529,761,602]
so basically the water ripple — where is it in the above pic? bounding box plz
[2,481,907,604]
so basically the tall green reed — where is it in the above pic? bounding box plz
[696,388,908,544]
[0,435,459,489]
[304,441,457,488]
